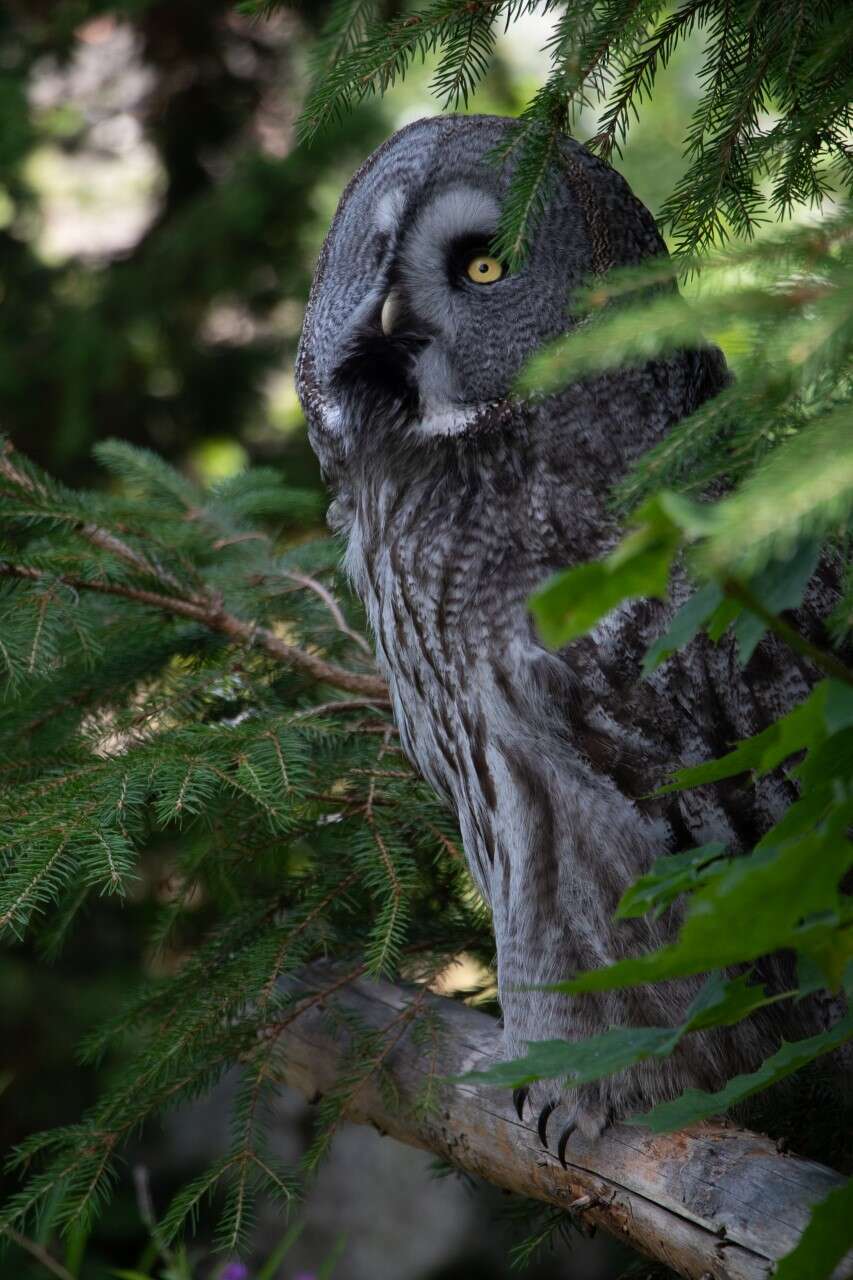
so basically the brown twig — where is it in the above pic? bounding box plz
[0,443,192,598]
[1,1228,75,1280]
[0,561,388,699]
[279,568,374,656]
[290,698,392,721]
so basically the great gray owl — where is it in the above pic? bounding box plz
[296,114,840,1152]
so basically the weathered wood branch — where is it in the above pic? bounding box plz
[277,969,852,1280]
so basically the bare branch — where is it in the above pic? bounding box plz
[290,698,393,720]
[1,1228,75,1280]
[275,968,852,1280]
[279,568,374,656]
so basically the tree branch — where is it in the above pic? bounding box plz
[1,1228,75,1280]
[0,440,388,699]
[0,561,389,700]
[276,968,851,1280]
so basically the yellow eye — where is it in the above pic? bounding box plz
[466,255,504,284]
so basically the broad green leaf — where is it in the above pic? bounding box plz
[461,1026,680,1088]
[790,903,853,990]
[554,825,853,994]
[731,538,822,662]
[825,681,853,734]
[680,972,784,1034]
[462,974,780,1088]
[795,727,853,789]
[657,680,836,793]
[705,596,741,643]
[755,786,835,848]
[630,1010,853,1132]
[530,494,711,648]
[642,582,723,675]
[615,843,728,919]
[775,1177,853,1280]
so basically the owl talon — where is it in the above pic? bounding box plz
[512,1086,529,1121]
[537,1099,558,1148]
[557,1122,577,1168]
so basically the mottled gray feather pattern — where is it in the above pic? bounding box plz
[297,115,840,1137]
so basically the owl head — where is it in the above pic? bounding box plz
[297,115,721,519]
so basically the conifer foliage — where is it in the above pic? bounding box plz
[287,0,852,265]
[0,438,487,1253]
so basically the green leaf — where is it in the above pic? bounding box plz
[731,537,822,662]
[755,786,835,848]
[657,679,842,793]
[630,1011,853,1132]
[461,973,781,1089]
[530,494,710,648]
[790,904,853,991]
[795,727,853,789]
[555,823,853,994]
[680,971,783,1034]
[615,843,728,919]
[775,1177,853,1280]
[642,582,723,674]
[825,681,853,735]
[461,1025,681,1089]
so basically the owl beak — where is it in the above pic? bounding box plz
[380,289,401,336]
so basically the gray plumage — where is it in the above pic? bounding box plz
[297,115,839,1139]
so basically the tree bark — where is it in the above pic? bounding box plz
[277,968,851,1280]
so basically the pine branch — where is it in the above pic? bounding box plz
[279,569,373,656]
[291,0,852,261]
[0,442,193,599]
[0,560,388,699]
[1,1228,75,1280]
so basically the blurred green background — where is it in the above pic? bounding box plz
[0,4,713,1278]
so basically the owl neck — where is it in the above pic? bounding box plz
[341,351,723,628]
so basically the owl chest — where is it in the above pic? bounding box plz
[350,503,544,839]
[367,541,487,791]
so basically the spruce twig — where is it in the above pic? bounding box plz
[0,561,388,699]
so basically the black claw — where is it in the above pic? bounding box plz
[537,1100,557,1148]
[557,1122,577,1169]
[513,1087,529,1121]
